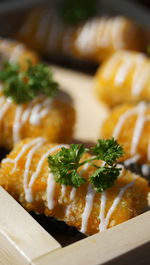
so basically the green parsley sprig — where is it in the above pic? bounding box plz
[48,138,124,192]
[0,61,59,104]
[60,0,98,24]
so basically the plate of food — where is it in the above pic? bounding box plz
[0,33,149,265]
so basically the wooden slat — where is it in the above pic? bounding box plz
[34,211,150,265]
[0,233,29,265]
[0,187,61,265]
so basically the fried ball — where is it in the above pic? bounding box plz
[73,16,146,62]
[16,9,146,62]
[101,102,150,165]
[95,50,150,107]
[0,94,75,149]
[0,38,39,70]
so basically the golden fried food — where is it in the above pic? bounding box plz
[0,94,75,149]
[16,8,74,57]
[101,102,150,168]
[0,138,148,235]
[73,16,146,62]
[95,50,150,107]
[16,9,146,62]
[0,38,39,69]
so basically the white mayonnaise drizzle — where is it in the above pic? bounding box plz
[9,44,25,63]
[115,58,132,85]
[102,50,149,97]
[111,17,126,49]
[59,184,67,203]
[75,17,135,55]
[3,138,140,233]
[47,173,56,210]
[113,107,137,140]
[65,162,92,218]
[113,102,150,156]
[70,188,76,201]
[80,183,95,234]
[23,138,46,202]
[99,180,136,232]
[13,106,23,144]
[141,141,150,177]
[0,97,11,122]
[80,162,124,234]
[130,102,147,155]
[103,51,123,79]
[75,19,98,54]
[115,54,145,87]
[80,162,95,233]
[25,144,69,204]
[65,187,77,217]
[131,58,148,96]
[141,164,150,177]
[29,98,52,125]
[3,96,52,144]
[124,154,141,167]
[2,138,45,172]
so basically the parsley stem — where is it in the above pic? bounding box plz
[79,157,97,167]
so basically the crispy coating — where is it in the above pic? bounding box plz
[0,38,39,70]
[95,50,150,107]
[0,94,75,149]
[16,9,146,62]
[0,138,148,235]
[100,103,150,164]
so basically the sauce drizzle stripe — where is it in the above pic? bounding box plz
[99,180,136,232]
[27,144,68,203]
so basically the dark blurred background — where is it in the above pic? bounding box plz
[0,0,149,73]
[0,0,149,36]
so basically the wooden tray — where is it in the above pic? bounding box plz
[0,66,149,265]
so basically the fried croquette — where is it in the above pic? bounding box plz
[0,138,148,235]
[95,50,150,107]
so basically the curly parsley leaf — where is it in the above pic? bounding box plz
[91,138,124,165]
[0,61,59,104]
[48,138,124,192]
[89,165,122,192]
[48,144,88,188]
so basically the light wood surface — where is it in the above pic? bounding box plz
[53,65,109,142]
[0,66,149,265]
[34,211,150,265]
[0,187,61,265]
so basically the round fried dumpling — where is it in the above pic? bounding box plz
[100,102,150,164]
[0,38,39,69]
[73,16,146,62]
[95,50,150,107]
[17,11,147,63]
[0,93,75,149]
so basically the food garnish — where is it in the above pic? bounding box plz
[48,138,124,192]
[0,61,58,103]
